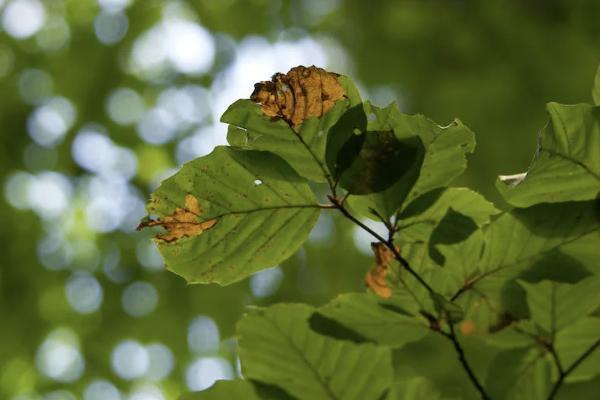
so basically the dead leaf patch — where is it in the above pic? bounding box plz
[250,65,346,130]
[137,194,217,242]
[365,242,398,299]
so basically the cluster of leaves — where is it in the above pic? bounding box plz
[141,65,600,399]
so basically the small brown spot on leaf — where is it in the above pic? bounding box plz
[365,242,398,299]
[250,65,346,130]
[137,194,217,242]
[460,320,476,336]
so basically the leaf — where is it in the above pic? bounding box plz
[179,380,264,400]
[237,303,393,400]
[428,208,479,265]
[222,68,361,183]
[594,64,600,105]
[519,276,600,334]
[345,106,475,220]
[398,187,499,243]
[441,201,599,333]
[485,347,554,400]
[364,243,397,298]
[554,317,600,382]
[314,292,428,348]
[497,103,600,207]
[335,129,424,195]
[250,66,347,130]
[430,292,464,323]
[385,378,442,400]
[140,147,320,285]
[325,102,425,195]
[139,194,217,242]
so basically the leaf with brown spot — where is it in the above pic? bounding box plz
[222,66,361,183]
[250,65,346,130]
[365,243,398,299]
[139,146,320,285]
[139,194,217,243]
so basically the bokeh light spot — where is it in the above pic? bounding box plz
[185,357,233,391]
[145,343,175,380]
[2,0,45,39]
[65,272,103,314]
[84,379,121,400]
[187,316,220,354]
[249,266,284,298]
[35,328,84,383]
[122,281,158,317]
[111,340,149,380]
[27,96,77,147]
[106,88,145,125]
[94,11,128,45]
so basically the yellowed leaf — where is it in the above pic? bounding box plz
[138,194,217,242]
[250,65,346,130]
[365,243,398,299]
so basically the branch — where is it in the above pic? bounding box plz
[547,338,600,399]
[438,323,491,400]
[327,195,434,293]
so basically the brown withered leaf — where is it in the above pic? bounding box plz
[250,65,346,130]
[138,194,217,242]
[365,242,398,299]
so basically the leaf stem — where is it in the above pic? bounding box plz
[547,338,600,399]
[327,195,434,294]
[438,324,491,400]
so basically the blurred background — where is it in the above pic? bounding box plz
[0,0,599,399]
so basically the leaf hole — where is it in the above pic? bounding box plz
[254,179,263,186]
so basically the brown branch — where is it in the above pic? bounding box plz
[327,195,434,293]
[547,338,600,399]
[438,323,491,400]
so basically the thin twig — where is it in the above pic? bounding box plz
[328,195,434,293]
[438,324,491,400]
[547,338,600,399]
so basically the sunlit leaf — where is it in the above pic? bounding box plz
[313,292,429,348]
[519,276,600,334]
[346,107,475,220]
[555,317,600,383]
[485,347,554,400]
[179,380,264,400]
[386,377,442,400]
[238,303,393,400]
[222,69,361,183]
[497,103,600,206]
[141,147,320,285]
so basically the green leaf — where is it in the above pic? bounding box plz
[335,129,424,195]
[485,347,554,400]
[555,317,600,382]
[398,187,499,243]
[593,64,600,105]
[143,147,320,285]
[222,76,361,183]
[430,292,463,323]
[346,108,475,220]
[386,378,442,400]
[179,380,264,400]
[497,103,600,207]
[326,102,425,195]
[314,292,428,348]
[238,303,393,400]
[519,276,600,334]
[446,201,599,332]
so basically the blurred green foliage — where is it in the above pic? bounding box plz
[0,0,599,399]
